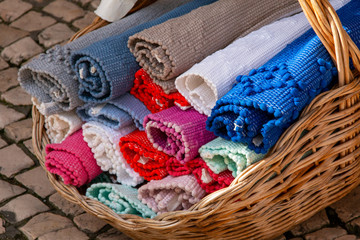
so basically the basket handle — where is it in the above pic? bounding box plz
[298,0,360,87]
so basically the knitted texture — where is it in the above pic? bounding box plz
[175,0,349,116]
[18,0,187,115]
[167,157,234,193]
[120,130,170,181]
[70,0,217,104]
[128,0,301,86]
[207,1,360,154]
[45,129,102,187]
[45,110,83,144]
[199,137,265,177]
[144,106,216,163]
[131,69,190,113]
[138,174,206,213]
[77,93,150,131]
[86,183,156,218]
[82,122,143,186]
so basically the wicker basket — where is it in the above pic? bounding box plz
[32,0,360,239]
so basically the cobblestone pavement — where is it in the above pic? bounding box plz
[0,0,359,239]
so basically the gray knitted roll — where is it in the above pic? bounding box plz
[128,0,302,93]
[18,0,191,115]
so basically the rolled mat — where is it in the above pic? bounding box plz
[199,137,265,177]
[128,0,301,91]
[138,174,206,213]
[144,106,216,163]
[76,93,150,131]
[18,0,190,115]
[86,183,156,218]
[167,157,234,193]
[119,129,170,181]
[131,69,190,113]
[82,121,144,186]
[45,129,102,187]
[70,0,217,104]
[175,0,349,116]
[45,110,83,144]
[206,0,360,154]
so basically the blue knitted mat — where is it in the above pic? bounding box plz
[70,0,218,103]
[207,0,360,154]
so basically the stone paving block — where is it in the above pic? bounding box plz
[49,193,84,216]
[0,0,32,22]
[0,24,29,48]
[72,11,95,29]
[0,180,25,203]
[97,228,132,240]
[0,194,49,223]
[15,167,56,198]
[4,118,33,142]
[335,235,358,240]
[0,219,4,234]
[0,138,7,149]
[10,11,56,32]
[290,210,330,236]
[0,57,9,70]
[0,68,19,93]
[43,0,85,22]
[20,212,74,239]
[1,37,43,65]
[1,86,32,106]
[23,139,34,154]
[38,227,88,240]
[0,144,34,177]
[74,212,107,233]
[347,218,360,236]
[90,0,100,10]
[331,186,360,223]
[0,104,25,129]
[38,23,75,48]
[305,227,347,240]
[0,225,24,239]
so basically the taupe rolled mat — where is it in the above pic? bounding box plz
[128,0,302,93]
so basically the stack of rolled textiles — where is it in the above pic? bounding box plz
[17,0,360,219]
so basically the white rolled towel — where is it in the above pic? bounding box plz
[175,0,349,116]
[44,110,83,144]
[82,121,144,186]
[95,0,137,22]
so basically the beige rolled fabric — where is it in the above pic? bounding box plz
[128,0,302,92]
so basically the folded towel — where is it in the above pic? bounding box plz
[82,122,143,186]
[77,93,150,131]
[175,0,349,116]
[18,0,189,115]
[167,157,234,193]
[138,174,206,213]
[70,0,217,104]
[206,0,360,154]
[144,106,216,163]
[199,137,264,177]
[45,129,102,187]
[128,0,301,92]
[120,129,169,181]
[131,69,190,113]
[45,110,83,144]
[86,183,156,218]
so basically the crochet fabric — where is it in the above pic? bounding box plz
[45,129,102,187]
[70,0,217,104]
[167,158,234,193]
[131,69,190,113]
[86,183,156,218]
[45,110,83,144]
[138,174,206,213]
[128,0,301,86]
[199,137,265,177]
[175,0,349,116]
[82,122,143,186]
[77,93,150,131]
[18,0,187,115]
[119,130,170,181]
[207,0,360,154]
[144,106,216,163]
